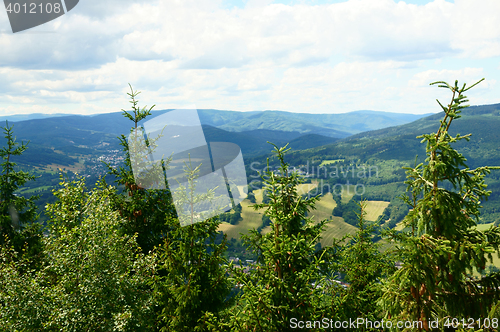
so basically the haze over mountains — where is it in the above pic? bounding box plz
[0,108,432,160]
[0,109,431,138]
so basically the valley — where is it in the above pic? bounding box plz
[4,104,500,259]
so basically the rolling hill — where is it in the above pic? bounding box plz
[268,103,500,225]
[0,108,429,168]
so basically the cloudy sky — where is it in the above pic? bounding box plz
[0,0,499,116]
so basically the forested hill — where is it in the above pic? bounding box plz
[282,102,500,167]
[0,108,430,167]
[1,108,431,139]
[244,102,500,226]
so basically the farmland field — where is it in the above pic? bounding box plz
[219,187,390,248]
[319,159,344,166]
[218,199,264,239]
[364,200,390,221]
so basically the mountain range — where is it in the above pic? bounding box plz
[294,103,500,168]
[259,102,500,225]
[4,103,500,228]
[0,108,432,161]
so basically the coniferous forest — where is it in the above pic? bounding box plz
[2,79,500,332]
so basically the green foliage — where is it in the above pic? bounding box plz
[332,196,369,227]
[221,144,336,331]
[377,199,410,228]
[247,191,256,204]
[45,175,87,234]
[0,176,155,331]
[219,204,242,225]
[153,157,231,332]
[262,189,270,204]
[8,79,500,332]
[104,84,175,253]
[153,219,231,332]
[380,78,500,330]
[0,121,42,260]
[335,201,395,330]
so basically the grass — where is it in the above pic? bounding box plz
[320,217,358,247]
[219,187,390,247]
[309,192,336,222]
[43,162,85,173]
[319,159,344,167]
[305,192,358,247]
[476,222,496,231]
[296,182,319,196]
[236,186,248,199]
[253,189,264,204]
[341,184,356,204]
[218,199,264,239]
[364,200,390,221]
[16,185,53,194]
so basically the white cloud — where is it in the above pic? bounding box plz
[408,68,485,88]
[1,0,500,116]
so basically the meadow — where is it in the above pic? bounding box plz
[218,186,388,248]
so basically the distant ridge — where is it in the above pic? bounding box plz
[1,108,433,139]
[0,113,71,122]
[0,107,436,166]
[198,109,433,137]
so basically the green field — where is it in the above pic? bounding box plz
[16,185,53,194]
[319,159,344,167]
[218,199,264,239]
[340,184,356,204]
[309,193,358,247]
[41,159,85,173]
[310,192,337,222]
[364,200,390,221]
[253,188,264,204]
[320,217,359,247]
[296,182,319,196]
[219,188,390,249]
[476,222,496,231]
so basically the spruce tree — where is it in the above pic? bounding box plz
[338,200,395,330]
[222,144,335,331]
[153,158,231,332]
[104,84,176,254]
[0,121,42,259]
[380,78,500,331]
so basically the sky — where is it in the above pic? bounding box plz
[0,0,499,116]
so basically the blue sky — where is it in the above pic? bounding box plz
[0,0,498,116]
